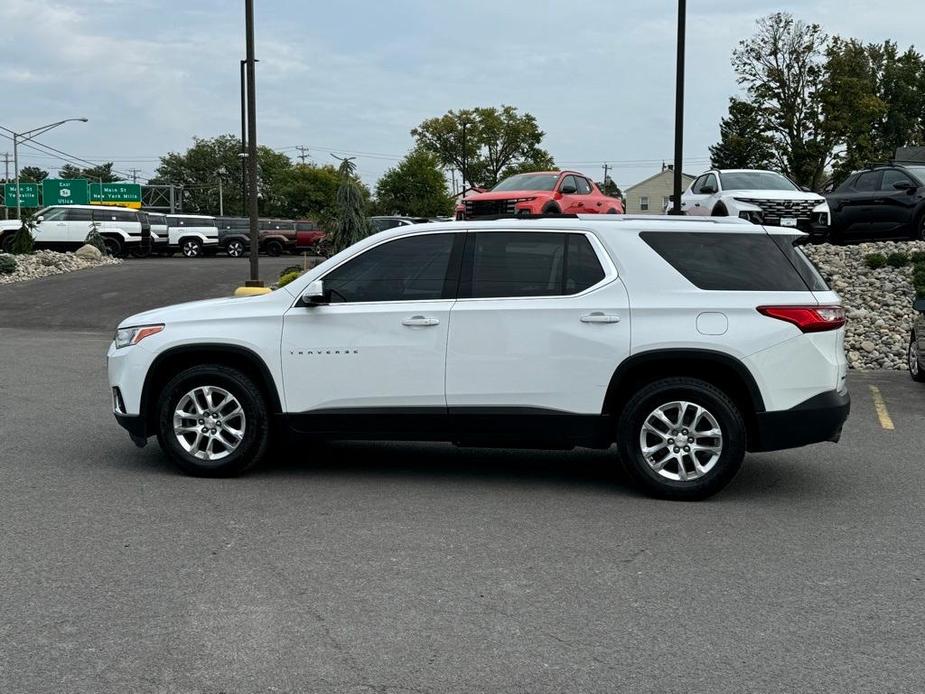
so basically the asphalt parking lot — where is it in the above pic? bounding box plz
[1,259,924,693]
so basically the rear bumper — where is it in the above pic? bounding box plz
[751,388,850,452]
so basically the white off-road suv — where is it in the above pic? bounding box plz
[0,204,148,256]
[108,216,850,500]
[165,214,219,257]
[681,169,831,239]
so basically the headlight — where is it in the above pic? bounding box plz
[114,324,164,349]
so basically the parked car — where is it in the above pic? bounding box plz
[144,212,170,256]
[259,219,297,256]
[681,169,830,237]
[458,171,623,219]
[0,204,148,257]
[295,220,326,252]
[369,216,430,232]
[909,298,925,382]
[165,214,219,258]
[215,217,252,257]
[826,163,925,243]
[108,216,849,500]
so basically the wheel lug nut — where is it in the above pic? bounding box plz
[668,439,674,445]
[198,419,204,424]
[673,447,680,453]
[201,427,208,433]
[211,428,217,434]
[684,446,690,452]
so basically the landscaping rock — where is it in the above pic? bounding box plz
[74,244,103,261]
[0,249,121,285]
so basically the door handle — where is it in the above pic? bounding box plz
[402,315,440,327]
[580,312,621,324]
[577,202,583,207]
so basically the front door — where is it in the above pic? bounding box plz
[281,231,464,434]
[873,169,919,237]
[34,207,70,248]
[682,173,718,216]
[445,230,630,420]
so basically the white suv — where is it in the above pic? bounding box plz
[0,204,148,256]
[681,169,831,239]
[165,214,219,257]
[108,216,850,500]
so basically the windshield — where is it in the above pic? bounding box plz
[904,166,925,185]
[719,171,799,191]
[492,173,559,192]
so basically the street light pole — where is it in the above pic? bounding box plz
[1,118,88,219]
[244,0,261,286]
[240,59,247,215]
[671,0,686,215]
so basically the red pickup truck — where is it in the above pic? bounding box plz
[294,220,326,253]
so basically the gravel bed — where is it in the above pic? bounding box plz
[804,240,925,370]
[0,250,122,285]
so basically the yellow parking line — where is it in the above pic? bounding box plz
[869,385,895,431]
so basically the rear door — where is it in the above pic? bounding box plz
[873,169,919,236]
[65,208,93,246]
[445,230,629,415]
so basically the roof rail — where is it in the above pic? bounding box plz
[460,213,751,224]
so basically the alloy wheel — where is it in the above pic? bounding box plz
[173,385,246,461]
[639,400,723,481]
[910,338,921,377]
[228,241,244,257]
[182,241,201,257]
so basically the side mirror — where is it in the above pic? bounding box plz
[700,186,716,195]
[560,184,577,195]
[36,215,44,223]
[893,180,916,191]
[302,279,327,306]
[800,186,812,192]
[914,298,925,313]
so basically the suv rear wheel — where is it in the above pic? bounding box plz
[156,365,270,476]
[909,333,925,382]
[181,238,203,258]
[102,236,123,257]
[264,239,283,256]
[616,377,746,500]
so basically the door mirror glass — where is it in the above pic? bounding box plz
[700,185,716,195]
[302,279,326,306]
[560,183,577,195]
[914,298,925,313]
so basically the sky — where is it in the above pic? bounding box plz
[2,0,924,192]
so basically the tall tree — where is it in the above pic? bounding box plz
[277,163,341,227]
[59,162,120,182]
[375,149,453,217]
[330,158,370,254]
[150,134,292,215]
[732,13,834,189]
[411,105,554,189]
[18,166,48,182]
[709,98,775,170]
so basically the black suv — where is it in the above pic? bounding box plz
[827,163,925,242]
[215,217,252,257]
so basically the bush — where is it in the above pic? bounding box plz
[886,251,909,268]
[278,271,300,288]
[85,224,107,255]
[864,253,887,269]
[279,265,302,278]
[910,251,925,264]
[0,254,17,274]
[8,225,34,255]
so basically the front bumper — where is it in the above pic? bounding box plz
[115,413,148,447]
[751,388,850,452]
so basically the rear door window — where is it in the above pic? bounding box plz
[855,171,881,192]
[640,232,815,291]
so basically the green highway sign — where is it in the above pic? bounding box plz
[42,178,90,205]
[90,182,142,208]
[3,182,40,208]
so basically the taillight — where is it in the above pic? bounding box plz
[757,305,846,333]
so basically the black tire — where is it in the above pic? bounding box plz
[265,239,283,257]
[909,333,925,382]
[711,203,729,217]
[181,238,203,258]
[1,233,14,253]
[541,203,561,215]
[102,236,123,257]
[156,365,270,477]
[226,239,246,258]
[917,214,925,241]
[606,208,618,214]
[616,377,746,500]
[131,244,152,258]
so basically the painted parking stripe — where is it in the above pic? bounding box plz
[869,385,895,431]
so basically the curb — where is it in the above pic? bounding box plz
[233,286,272,297]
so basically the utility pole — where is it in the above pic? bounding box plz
[129,168,141,184]
[244,0,262,287]
[295,145,310,165]
[240,59,248,216]
[671,0,686,215]
[602,163,612,186]
[2,152,9,219]
[460,119,468,193]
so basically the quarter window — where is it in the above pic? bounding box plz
[461,232,605,299]
[323,233,458,303]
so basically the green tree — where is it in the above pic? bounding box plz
[411,105,554,189]
[276,163,340,226]
[375,149,453,217]
[709,98,775,170]
[19,166,48,182]
[150,134,293,215]
[60,162,120,182]
[732,13,835,189]
[330,158,371,254]
[497,151,558,181]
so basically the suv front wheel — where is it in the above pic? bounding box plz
[156,365,270,476]
[616,377,746,500]
[181,239,203,258]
